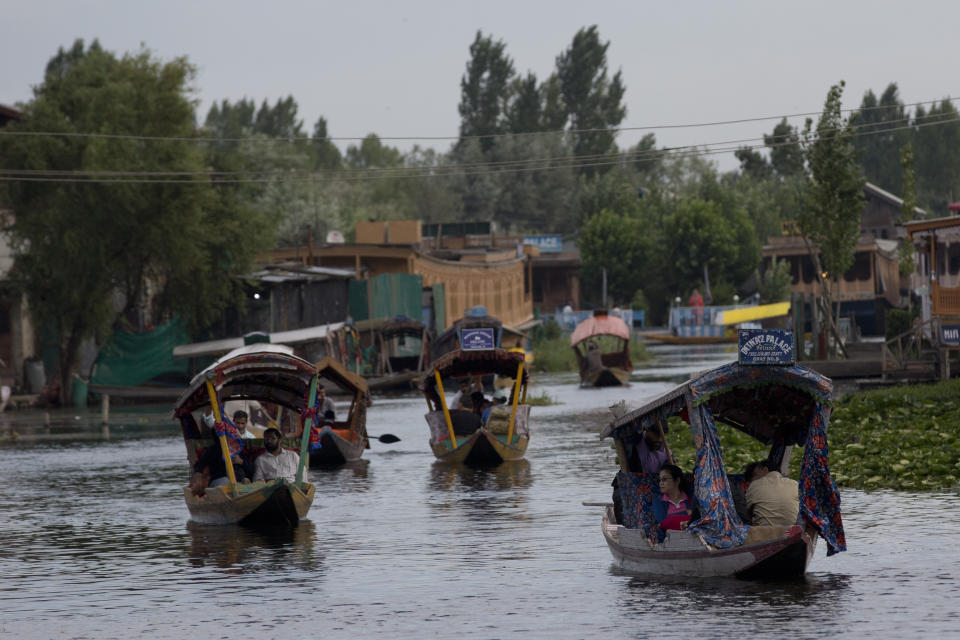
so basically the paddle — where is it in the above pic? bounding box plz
[368,433,401,444]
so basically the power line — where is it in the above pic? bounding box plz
[0,95,956,146]
[1,114,955,185]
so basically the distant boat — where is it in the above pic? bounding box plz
[644,302,790,345]
[571,310,632,387]
[307,356,372,467]
[422,347,531,466]
[432,305,529,389]
[365,316,432,392]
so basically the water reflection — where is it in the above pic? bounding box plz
[428,459,533,493]
[185,520,321,574]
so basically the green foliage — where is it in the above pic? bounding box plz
[913,99,960,213]
[758,257,793,303]
[885,308,916,339]
[554,25,626,174]
[0,40,267,401]
[829,379,960,491]
[345,134,403,169]
[800,82,865,290]
[458,31,515,153]
[530,334,578,372]
[764,118,804,177]
[734,147,772,180]
[854,83,909,194]
[578,209,649,305]
[525,390,561,406]
[898,143,918,276]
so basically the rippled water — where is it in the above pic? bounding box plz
[1,343,959,638]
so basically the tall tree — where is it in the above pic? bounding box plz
[898,143,918,276]
[0,40,270,402]
[764,118,804,177]
[914,99,960,211]
[311,116,342,170]
[578,209,649,304]
[799,81,866,349]
[555,25,626,173]
[345,134,402,169]
[504,72,542,134]
[854,84,909,193]
[458,31,515,153]
[735,147,773,180]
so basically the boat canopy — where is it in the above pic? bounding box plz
[378,316,427,338]
[603,361,845,556]
[173,344,318,417]
[422,348,527,394]
[571,313,630,346]
[315,356,370,398]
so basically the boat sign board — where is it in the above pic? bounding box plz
[943,325,960,346]
[462,328,495,351]
[738,329,795,365]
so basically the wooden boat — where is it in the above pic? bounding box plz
[571,310,632,387]
[307,356,372,466]
[365,316,431,391]
[597,329,846,578]
[422,347,531,466]
[173,344,321,528]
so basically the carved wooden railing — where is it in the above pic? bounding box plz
[932,282,960,316]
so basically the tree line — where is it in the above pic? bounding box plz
[1,32,958,397]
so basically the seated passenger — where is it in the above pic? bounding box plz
[744,459,799,527]
[254,428,300,482]
[190,436,249,495]
[653,463,692,531]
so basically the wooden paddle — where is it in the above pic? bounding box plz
[656,419,674,465]
[368,433,401,444]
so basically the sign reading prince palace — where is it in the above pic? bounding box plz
[738,329,795,365]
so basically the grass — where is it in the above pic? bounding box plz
[525,391,561,406]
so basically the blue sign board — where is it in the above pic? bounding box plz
[943,325,960,346]
[738,329,795,365]
[523,235,563,253]
[461,328,495,351]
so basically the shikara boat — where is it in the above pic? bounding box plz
[307,356,372,466]
[365,316,431,392]
[597,330,846,578]
[173,344,321,528]
[422,348,531,466]
[571,310,632,387]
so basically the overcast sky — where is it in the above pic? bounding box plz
[2,1,957,172]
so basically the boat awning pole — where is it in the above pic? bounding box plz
[204,378,237,489]
[296,374,319,487]
[434,370,457,450]
[507,361,523,444]
[520,377,528,404]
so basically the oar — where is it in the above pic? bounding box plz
[367,433,400,444]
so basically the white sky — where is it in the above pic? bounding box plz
[2,0,957,172]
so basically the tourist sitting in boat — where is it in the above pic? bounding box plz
[654,463,692,531]
[743,459,799,527]
[253,428,300,482]
[190,436,250,496]
[317,384,336,421]
[450,379,477,411]
[481,391,507,424]
[636,425,669,474]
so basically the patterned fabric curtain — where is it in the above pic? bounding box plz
[687,404,749,548]
[798,403,847,555]
[214,416,242,458]
[615,471,663,543]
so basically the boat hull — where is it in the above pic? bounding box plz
[309,428,366,466]
[643,333,735,345]
[580,366,630,387]
[430,428,529,466]
[601,508,816,579]
[183,480,315,527]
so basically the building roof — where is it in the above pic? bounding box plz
[864,182,926,218]
[905,215,960,237]
[243,263,356,283]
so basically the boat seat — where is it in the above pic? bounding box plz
[660,531,709,552]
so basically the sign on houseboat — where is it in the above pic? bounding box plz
[461,328,495,351]
[942,325,960,346]
[738,329,795,365]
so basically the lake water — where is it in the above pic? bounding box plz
[1,343,958,639]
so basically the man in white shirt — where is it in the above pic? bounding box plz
[317,384,336,420]
[450,379,476,411]
[254,428,300,482]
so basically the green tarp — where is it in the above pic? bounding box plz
[349,273,423,322]
[90,318,190,387]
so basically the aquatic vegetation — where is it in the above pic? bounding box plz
[660,378,960,492]
[525,391,561,406]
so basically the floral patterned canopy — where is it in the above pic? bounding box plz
[608,362,846,555]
